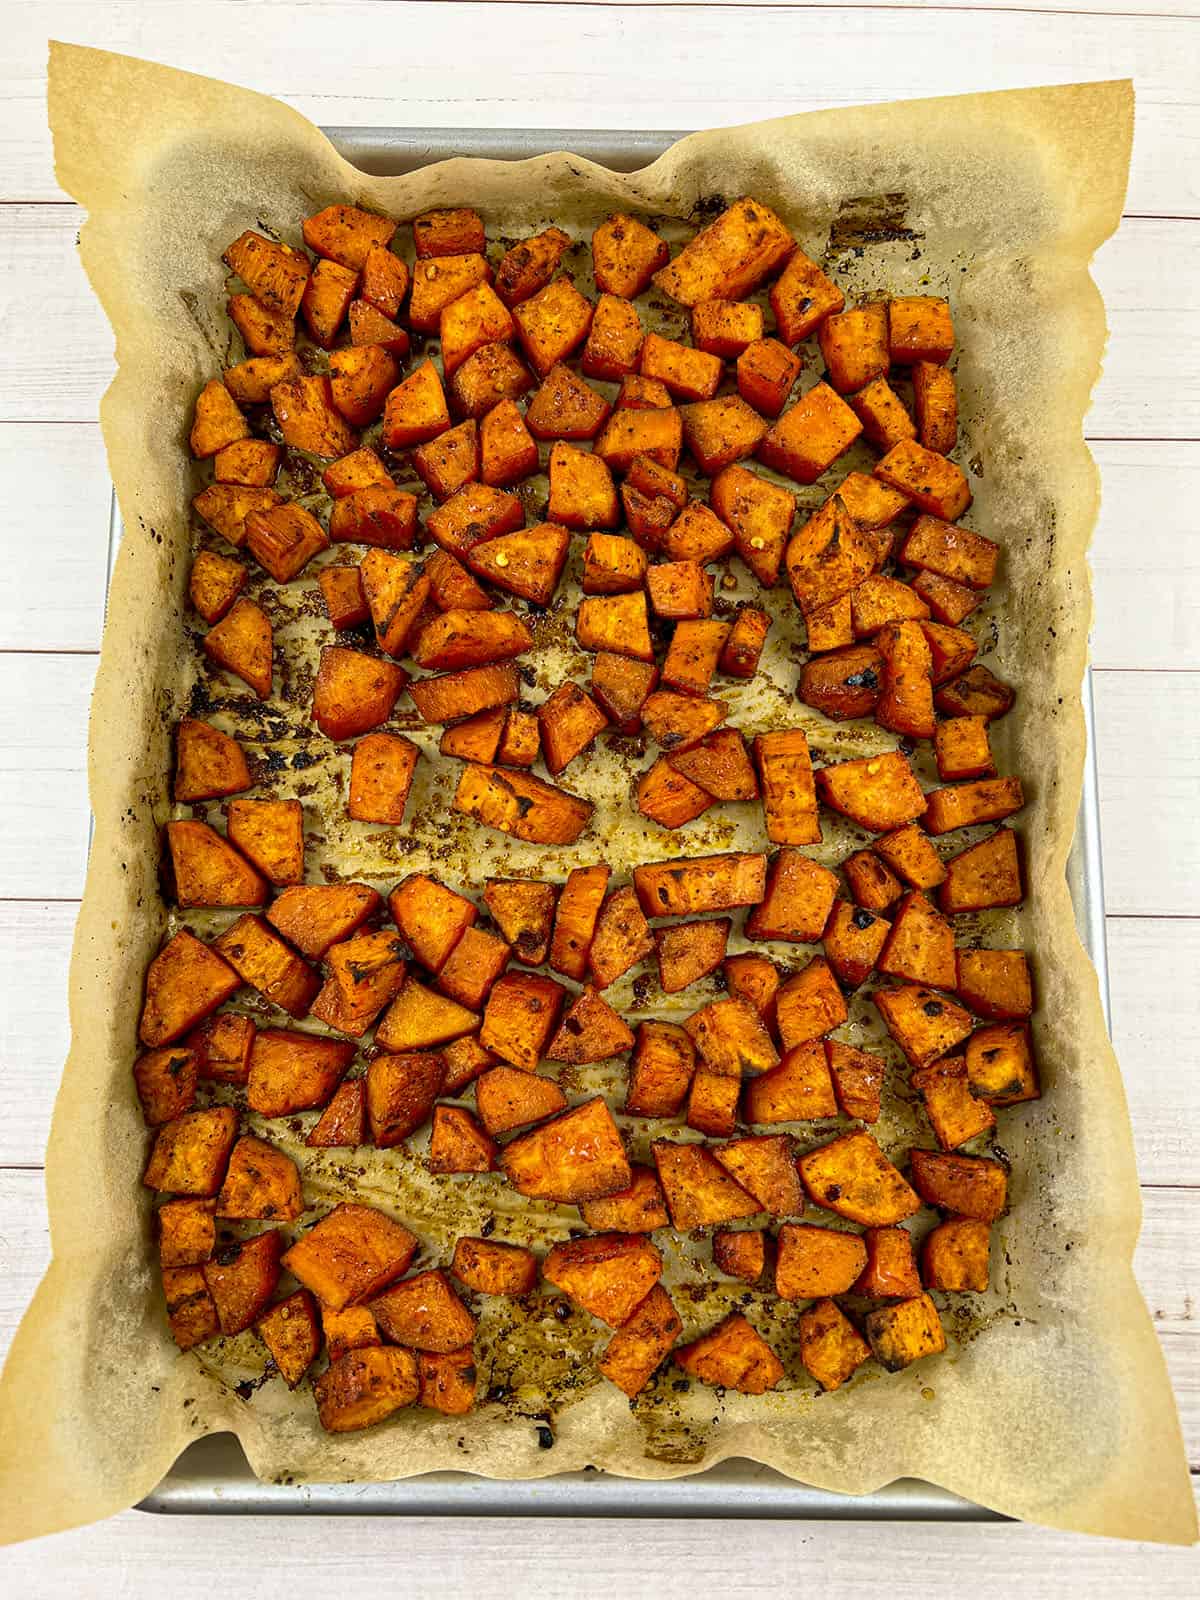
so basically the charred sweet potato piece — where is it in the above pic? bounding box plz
[865,1292,947,1372]
[714,1134,803,1216]
[452,1236,538,1297]
[213,915,319,1018]
[282,1202,417,1311]
[901,515,997,589]
[576,591,654,661]
[912,570,981,627]
[634,852,767,919]
[760,385,862,488]
[375,977,476,1052]
[418,1347,478,1415]
[412,418,480,502]
[428,1104,497,1174]
[641,692,728,755]
[440,1035,498,1096]
[378,360,450,450]
[888,297,954,364]
[327,926,408,1018]
[348,299,410,355]
[965,1021,1040,1107]
[873,985,973,1069]
[547,440,619,530]
[713,1229,767,1283]
[158,1198,216,1269]
[502,1098,631,1203]
[413,608,532,672]
[655,198,793,307]
[651,1141,759,1228]
[319,565,369,630]
[473,402,536,491]
[774,958,847,1049]
[409,252,492,334]
[638,333,722,404]
[822,901,889,989]
[769,247,843,343]
[786,494,876,619]
[876,440,971,522]
[470,522,572,608]
[939,828,1023,915]
[654,918,730,995]
[266,883,380,961]
[850,376,916,451]
[348,731,421,825]
[674,1312,785,1394]
[454,763,594,845]
[174,718,252,804]
[584,886,653,991]
[754,731,821,846]
[537,682,609,776]
[912,1056,996,1150]
[316,1346,419,1433]
[544,864,609,981]
[823,1041,883,1125]
[799,1129,920,1226]
[189,550,247,624]
[329,344,400,425]
[526,363,611,442]
[660,619,729,698]
[679,394,769,476]
[357,242,409,317]
[543,1233,663,1327]
[479,972,566,1071]
[659,500,734,568]
[720,608,771,680]
[618,375,673,411]
[475,1066,567,1136]
[227,293,293,358]
[743,1041,837,1123]
[144,1106,238,1197]
[686,1070,739,1137]
[798,644,882,722]
[798,1298,871,1391]
[413,207,485,259]
[580,1165,670,1233]
[582,533,648,596]
[723,953,779,1028]
[492,705,542,767]
[425,547,492,612]
[166,820,267,910]
[359,550,430,657]
[910,1149,1007,1221]
[850,576,930,638]
[329,485,418,549]
[483,880,557,968]
[139,931,241,1048]
[304,203,395,271]
[513,276,594,377]
[686,996,780,1080]
[807,593,854,654]
[410,664,518,726]
[305,1078,367,1148]
[204,1230,284,1335]
[646,560,712,621]
[625,1021,696,1117]
[225,798,303,887]
[873,619,936,740]
[547,986,634,1065]
[924,777,1025,837]
[923,1216,990,1292]
[668,730,757,803]
[223,353,302,407]
[440,282,515,378]
[874,825,947,891]
[490,223,569,307]
[816,750,926,834]
[256,1289,322,1387]
[216,1133,303,1222]
[224,229,309,316]
[598,1285,682,1397]
[579,293,645,382]
[593,213,670,298]
[878,891,956,990]
[365,1052,446,1146]
[844,849,903,913]
[955,949,1033,1021]
[244,503,329,583]
[246,1028,353,1117]
[450,342,535,418]
[203,596,273,699]
[271,374,359,458]
[322,1306,381,1364]
[435,924,511,1013]
[745,850,838,944]
[934,665,1015,723]
[776,1223,867,1299]
[855,1225,921,1299]
[313,646,407,740]
[923,621,980,689]
[371,1269,477,1354]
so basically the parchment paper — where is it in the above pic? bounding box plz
[0,42,1192,1546]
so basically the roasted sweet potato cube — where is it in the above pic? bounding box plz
[743,1041,838,1124]
[303,204,395,271]
[413,607,531,672]
[537,682,608,776]
[313,646,407,740]
[163,1271,216,1354]
[714,1133,803,1216]
[514,276,594,377]
[866,1292,947,1372]
[204,1229,284,1335]
[479,971,565,1070]
[651,1141,759,1227]
[450,342,535,418]
[316,1346,419,1432]
[656,198,794,307]
[134,1033,195,1118]
[798,1298,871,1391]
[844,848,903,912]
[408,253,491,332]
[873,984,973,1069]
[482,880,557,968]
[410,664,518,727]
[774,958,847,1049]
[347,730,420,825]
[582,293,645,381]
[453,762,594,844]
[910,1149,1007,1221]
[645,561,712,621]
[216,1133,303,1221]
[543,1234,663,1327]
[412,419,479,503]
[717,608,770,682]
[428,1105,496,1174]
[850,576,929,639]
[547,985,634,1065]
[686,996,780,1079]
[745,850,837,944]
[271,373,359,458]
[878,891,956,990]
[139,931,241,1048]
[283,1202,417,1311]
[618,374,673,411]
[576,591,654,662]
[692,298,763,359]
[924,777,1025,837]
[786,497,875,620]
[686,1069,740,1137]
[626,454,687,506]
[379,362,450,452]
[595,407,684,476]
[598,1285,682,1397]
[912,361,957,454]
[227,293,294,358]
[426,547,492,612]
[305,1078,367,1147]
[923,1217,990,1292]
[939,828,1023,915]
[798,644,882,721]
[580,1165,670,1233]
[770,248,844,343]
[679,395,769,476]
[638,332,722,403]
[816,750,926,834]
[668,730,757,803]
[440,282,515,377]
[244,502,329,584]
[850,376,916,452]
[912,1057,996,1150]
[375,976,476,1052]
[723,953,779,1028]
[189,550,247,625]
[213,914,319,1017]
[633,852,767,919]
[359,243,410,317]
[817,301,889,394]
[955,950,1033,1021]
[475,1066,567,1135]
[468,522,571,606]
[822,900,889,989]
[827,1041,885,1124]
[414,208,486,259]
[656,503,732,572]
[319,565,369,630]
[713,1229,766,1283]
[935,666,1015,724]
[348,299,410,355]
[190,379,250,459]
[246,1028,353,1116]
[582,533,648,596]
[502,1098,631,1203]
[901,515,997,590]
[775,1223,867,1300]
[144,1104,239,1197]
[934,716,995,784]
[543,864,609,981]
[327,926,408,1018]
[642,692,728,755]
[222,353,302,407]
[434,924,510,1013]
[494,707,540,768]
[329,485,418,549]
[874,825,947,890]
[965,1021,1040,1106]
[440,1035,497,1096]
[876,441,971,522]
[266,883,380,961]
[478,397,539,487]
[799,1129,920,1226]
[910,575,979,633]
[585,886,653,991]
[855,1225,921,1298]
[224,230,309,316]
[365,1052,446,1145]
[888,297,954,364]
[255,1288,322,1388]
[732,336,800,420]
[203,596,273,699]
[452,1236,538,1296]
[873,619,935,740]
[662,619,730,696]
[493,223,570,306]
[417,1346,478,1415]
[759,384,862,488]
[225,798,303,887]
[625,1021,696,1117]
[754,731,821,846]
[158,1198,216,1269]
[547,440,619,530]
[654,918,730,994]
[674,1312,784,1395]
[322,1306,381,1363]
[166,820,267,910]
[328,344,399,426]
[709,464,793,588]
[593,213,670,298]
[174,718,252,804]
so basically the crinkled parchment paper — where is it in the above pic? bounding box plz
[0,41,1192,1546]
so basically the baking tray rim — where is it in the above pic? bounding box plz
[122,123,1110,1519]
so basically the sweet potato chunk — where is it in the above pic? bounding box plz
[754,732,821,846]
[641,691,728,754]
[454,763,594,845]
[822,901,889,989]
[938,828,1023,914]
[496,225,571,306]
[190,380,250,459]
[436,924,511,1013]
[322,1306,381,1364]
[625,1021,696,1118]
[246,1028,353,1116]
[645,561,712,622]
[502,1098,631,1203]
[685,1070,738,1137]
[365,1052,445,1146]
[174,718,252,804]
[348,299,410,355]
[216,1133,303,1221]
[478,971,565,1071]
[818,301,889,394]
[654,918,730,994]
[305,1078,367,1148]
[227,293,293,358]
[909,1149,1008,1221]
[440,1035,497,1096]
[225,798,303,887]
[313,646,407,740]
[786,493,875,619]
[923,1217,991,1292]
[743,1041,838,1124]
[955,949,1033,1021]
[413,418,479,502]
[213,914,319,1018]
[316,1347,419,1433]
[379,360,451,450]
[934,716,995,784]
[319,565,369,630]
[924,777,1025,836]
[204,1230,284,1335]
[469,523,571,606]
[547,986,635,1065]
[776,1223,867,1299]
[873,619,935,739]
[440,282,515,378]
[691,298,763,359]
[876,440,971,522]
[266,883,380,961]
[223,231,310,312]
[526,363,611,441]
[580,1165,670,1233]
[450,342,535,418]
[770,248,844,344]
[255,1289,322,1387]
[182,1013,254,1088]
[878,891,956,990]
[798,1298,871,1391]
[686,996,779,1079]
[912,1056,996,1150]
[713,1229,766,1283]
[475,1066,567,1136]
[798,644,882,721]
[873,985,973,1069]
[774,958,847,1049]
[359,243,409,317]
[451,1236,538,1297]
[593,213,670,298]
[598,1285,682,1397]
[359,550,429,657]
[582,533,649,596]
[587,886,655,991]
[720,607,771,680]
[723,953,779,1027]
[850,376,916,451]
[816,750,926,834]
[865,1292,947,1372]
[418,1347,478,1415]
[413,608,531,672]
[678,394,769,476]
[850,576,929,638]
[158,1198,216,1269]
[855,1225,922,1299]
[414,207,485,258]
[282,1202,417,1311]
[547,440,619,530]
[188,549,247,624]
[478,397,538,488]
[244,503,329,583]
[912,361,957,454]
[270,374,358,458]
[409,253,491,333]
[375,977,476,1052]
[329,344,400,425]
[674,1312,784,1395]
[483,879,557,968]
[826,1040,885,1124]
[144,1105,238,1196]
[538,682,609,776]
[935,665,1015,723]
[874,825,947,891]
[543,1234,663,1327]
[329,484,418,549]
[965,1021,1040,1106]
[901,515,997,590]
[203,596,273,699]
[798,1129,920,1226]
[348,731,420,825]
[223,353,302,407]
[888,297,954,364]
[633,852,767,918]
[410,664,518,727]
[139,931,241,1047]
[655,198,794,307]
[735,336,801,419]
[912,570,981,626]
[652,1141,759,1228]
[166,820,267,910]
[428,1104,496,1174]
[668,730,757,802]
[714,1134,803,1216]
[514,276,594,377]
[327,926,408,1021]
[575,590,654,663]
[760,385,862,488]
[844,849,903,912]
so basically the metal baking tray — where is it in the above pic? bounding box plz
[122,128,1111,1519]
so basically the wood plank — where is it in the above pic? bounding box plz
[5,4,1199,214]
[0,203,1196,434]
[1,424,1191,665]
[0,654,92,901]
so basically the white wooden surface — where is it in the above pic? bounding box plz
[1,2,1198,1590]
